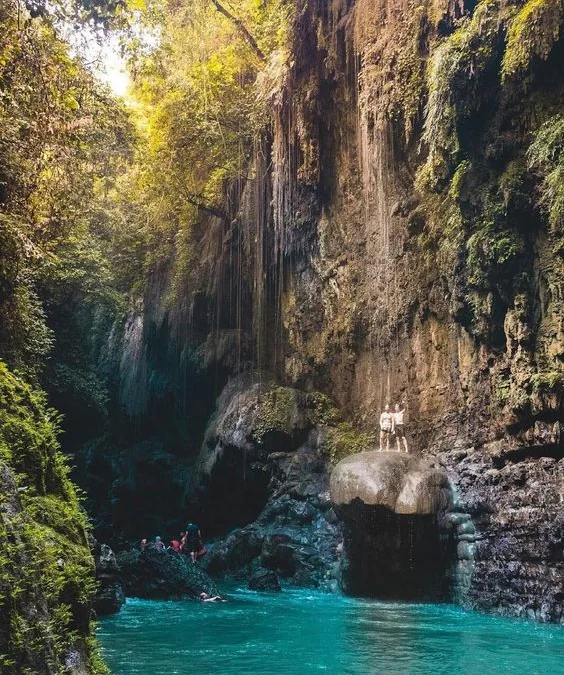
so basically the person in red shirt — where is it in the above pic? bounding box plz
[168,539,181,553]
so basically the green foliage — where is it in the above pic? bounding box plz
[121,0,294,302]
[528,114,564,227]
[530,369,563,392]
[306,392,342,427]
[0,362,107,674]
[466,221,524,287]
[306,391,374,464]
[502,0,563,81]
[420,1,504,188]
[0,0,136,385]
[253,386,298,442]
[322,422,375,465]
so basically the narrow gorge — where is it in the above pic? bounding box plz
[0,0,563,670]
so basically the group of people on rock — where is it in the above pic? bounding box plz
[140,522,207,563]
[139,525,226,602]
[379,402,408,453]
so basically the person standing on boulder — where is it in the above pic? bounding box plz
[183,523,206,563]
[379,404,393,451]
[393,402,408,453]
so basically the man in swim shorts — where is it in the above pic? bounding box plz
[379,404,393,451]
[393,402,408,453]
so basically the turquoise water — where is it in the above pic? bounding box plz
[98,587,564,675]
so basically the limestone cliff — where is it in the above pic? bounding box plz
[99,0,563,621]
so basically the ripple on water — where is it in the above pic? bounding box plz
[98,587,564,675]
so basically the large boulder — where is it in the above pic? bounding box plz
[330,451,452,514]
[117,548,220,599]
[330,451,455,600]
[190,375,313,534]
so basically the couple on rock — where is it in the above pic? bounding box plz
[379,402,408,453]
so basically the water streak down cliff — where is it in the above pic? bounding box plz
[105,0,564,621]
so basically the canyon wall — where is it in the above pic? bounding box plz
[102,0,563,620]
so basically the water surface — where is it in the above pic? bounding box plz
[98,586,564,675]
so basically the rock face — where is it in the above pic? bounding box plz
[330,452,456,599]
[191,374,312,535]
[93,543,125,616]
[67,0,563,624]
[117,548,221,600]
[248,569,282,592]
[193,376,342,589]
[439,446,564,624]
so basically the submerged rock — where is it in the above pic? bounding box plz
[248,569,281,592]
[117,547,220,600]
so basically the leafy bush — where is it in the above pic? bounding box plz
[0,362,107,674]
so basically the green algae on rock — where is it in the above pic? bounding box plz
[0,362,107,675]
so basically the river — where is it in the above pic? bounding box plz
[97,586,564,674]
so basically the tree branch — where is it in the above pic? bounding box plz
[209,0,266,62]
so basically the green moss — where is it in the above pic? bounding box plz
[253,386,298,443]
[448,160,472,201]
[306,392,342,427]
[530,370,563,393]
[419,1,506,188]
[466,225,524,286]
[502,0,563,82]
[0,361,108,675]
[528,114,564,227]
[322,422,375,465]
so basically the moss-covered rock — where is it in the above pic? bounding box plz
[0,362,106,675]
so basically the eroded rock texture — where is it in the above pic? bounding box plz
[439,446,564,623]
[330,452,456,599]
[193,376,341,589]
[74,0,563,622]
[117,548,221,600]
[93,543,125,616]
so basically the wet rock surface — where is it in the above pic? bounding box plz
[248,569,282,592]
[117,548,220,600]
[193,377,342,589]
[201,441,341,589]
[439,446,564,624]
[330,451,455,600]
[93,543,125,616]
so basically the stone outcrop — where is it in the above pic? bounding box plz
[93,543,125,616]
[439,446,564,624]
[193,376,342,589]
[117,548,221,600]
[330,451,456,600]
[330,451,452,515]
